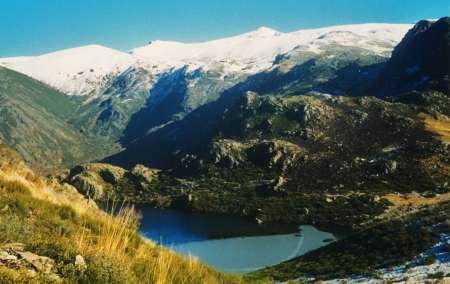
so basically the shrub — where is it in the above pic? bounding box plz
[0,143,21,171]
[428,271,445,279]
[442,244,450,253]
[419,253,437,265]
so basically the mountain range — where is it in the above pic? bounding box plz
[1,16,450,282]
[0,22,414,171]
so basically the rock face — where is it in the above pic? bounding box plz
[131,164,158,184]
[0,243,59,281]
[58,163,124,199]
[53,162,160,201]
[246,141,302,169]
[370,17,450,97]
[66,163,126,199]
[206,140,246,168]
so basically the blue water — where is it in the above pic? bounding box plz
[100,203,347,273]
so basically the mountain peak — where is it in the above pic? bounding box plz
[248,27,281,37]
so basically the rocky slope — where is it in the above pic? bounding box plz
[55,90,450,229]
[0,23,412,170]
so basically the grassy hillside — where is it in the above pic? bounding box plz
[0,143,249,283]
[0,66,121,173]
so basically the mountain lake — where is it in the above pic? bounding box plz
[100,202,350,274]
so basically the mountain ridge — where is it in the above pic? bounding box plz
[1,23,412,98]
[1,19,448,173]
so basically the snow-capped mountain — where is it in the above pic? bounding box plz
[0,22,422,169]
[132,24,411,63]
[0,45,170,99]
[0,23,411,99]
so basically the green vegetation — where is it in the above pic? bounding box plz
[93,160,390,228]
[428,271,445,279]
[366,164,443,194]
[247,201,450,282]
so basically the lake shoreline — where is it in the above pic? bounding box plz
[99,202,352,274]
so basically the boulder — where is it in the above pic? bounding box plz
[131,164,158,183]
[370,160,398,174]
[71,175,103,199]
[1,243,26,252]
[206,140,246,168]
[75,255,87,269]
[274,176,285,191]
[17,251,39,262]
[3,255,17,261]
[31,261,43,271]
[68,163,127,199]
[384,160,397,173]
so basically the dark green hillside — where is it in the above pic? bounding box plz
[0,66,108,172]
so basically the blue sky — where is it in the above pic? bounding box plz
[1,0,449,57]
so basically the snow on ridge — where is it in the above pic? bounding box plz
[0,44,163,97]
[0,56,35,65]
[132,23,412,64]
[0,22,414,97]
[130,40,186,58]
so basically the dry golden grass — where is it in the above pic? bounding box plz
[419,112,450,143]
[0,164,97,218]
[385,192,450,207]
[76,203,141,258]
[380,192,450,220]
[284,95,321,104]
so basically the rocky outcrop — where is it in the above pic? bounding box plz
[370,160,398,174]
[206,140,247,168]
[0,243,60,281]
[52,163,161,201]
[65,163,126,199]
[70,175,105,199]
[370,17,450,97]
[131,164,158,184]
[246,141,303,169]
[287,104,328,127]
[257,96,286,114]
